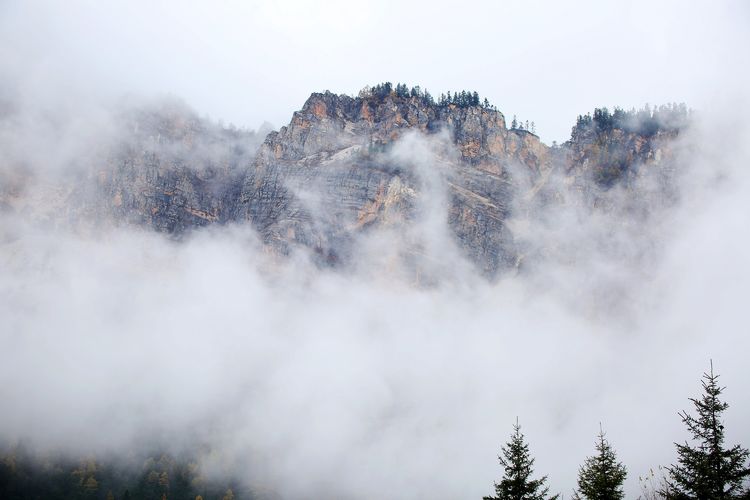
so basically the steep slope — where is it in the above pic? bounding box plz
[90,101,258,233]
[238,89,549,275]
[0,98,262,234]
[0,85,689,278]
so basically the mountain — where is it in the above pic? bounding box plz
[0,98,263,234]
[237,88,544,275]
[0,85,689,277]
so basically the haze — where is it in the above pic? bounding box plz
[1,1,750,499]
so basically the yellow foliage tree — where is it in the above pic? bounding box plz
[83,476,99,493]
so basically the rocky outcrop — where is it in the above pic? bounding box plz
[0,99,262,234]
[0,87,688,278]
[237,91,551,274]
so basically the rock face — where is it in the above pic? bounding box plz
[566,111,682,187]
[91,103,256,234]
[0,87,688,277]
[1,99,262,234]
[237,91,552,274]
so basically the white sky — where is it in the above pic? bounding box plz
[1,0,749,142]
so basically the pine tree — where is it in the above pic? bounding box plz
[484,420,558,500]
[511,115,518,129]
[83,476,99,497]
[663,362,750,499]
[574,426,627,500]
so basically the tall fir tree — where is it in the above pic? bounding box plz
[484,420,558,500]
[574,427,627,500]
[663,362,750,499]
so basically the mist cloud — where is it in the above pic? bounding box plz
[2,0,750,494]
[2,97,750,500]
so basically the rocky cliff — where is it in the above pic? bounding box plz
[0,99,263,234]
[0,86,689,277]
[237,90,551,274]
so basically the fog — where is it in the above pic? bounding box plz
[2,1,750,498]
[2,91,750,499]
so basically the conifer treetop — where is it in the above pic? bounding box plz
[484,419,558,500]
[664,362,750,499]
[574,425,627,500]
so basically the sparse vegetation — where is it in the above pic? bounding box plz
[359,82,499,110]
[567,103,690,187]
[361,82,435,106]
[571,104,690,141]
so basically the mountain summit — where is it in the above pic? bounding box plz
[0,84,689,278]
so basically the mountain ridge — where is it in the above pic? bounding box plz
[0,84,690,278]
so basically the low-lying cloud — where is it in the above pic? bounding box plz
[2,91,750,500]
